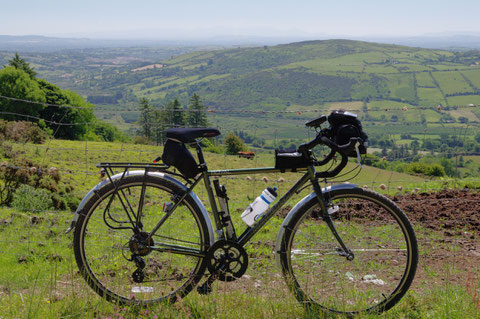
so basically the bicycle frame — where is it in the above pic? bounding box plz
[68,143,350,259]
[147,142,329,252]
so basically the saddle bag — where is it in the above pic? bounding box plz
[327,110,368,157]
[274,149,310,172]
[161,139,200,178]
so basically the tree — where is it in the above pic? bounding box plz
[458,116,469,124]
[0,67,46,121]
[94,122,127,142]
[165,99,185,127]
[138,98,153,139]
[187,94,208,128]
[224,132,247,155]
[37,79,95,140]
[0,63,117,141]
[152,109,167,145]
[475,132,480,144]
[7,53,37,78]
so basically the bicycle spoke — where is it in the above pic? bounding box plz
[280,188,417,315]
[74,176,209,304]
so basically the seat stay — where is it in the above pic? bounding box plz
[148,174,204,238]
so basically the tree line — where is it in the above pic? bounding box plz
[137,94,209,145]
[0,53,124,142]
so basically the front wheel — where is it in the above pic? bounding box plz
[73,174,210,305]
[279,187,418,315]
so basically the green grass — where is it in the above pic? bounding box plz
[417,87,446,105]
[416,72,437,87]
[1,205,479,318]
[447,95,480,107]
[1,137,479,318]
[432,71,475,95]
[462,69,480,90]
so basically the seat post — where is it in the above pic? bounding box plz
[194,141,207,170]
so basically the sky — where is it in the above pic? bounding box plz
[3,0,480,39]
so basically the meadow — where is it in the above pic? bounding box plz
[0,139,479,318]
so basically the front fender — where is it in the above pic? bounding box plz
[66,170,215,246]
[274,183,357,268]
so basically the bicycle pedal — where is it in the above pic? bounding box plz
[196,282,213,295]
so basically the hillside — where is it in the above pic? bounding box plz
[3,39,479,146]
[74,39,480,111]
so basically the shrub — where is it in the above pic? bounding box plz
[224,133,247,155]
[0,157,62,206]
[133,135,150,145]
[11,184,53,212]
[407,162,445,177]
[1,120,48,144]
[201,138,223,154]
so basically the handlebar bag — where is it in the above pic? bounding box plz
[161,139,200,178]
[327,110,368,157]
[274,149,310,172]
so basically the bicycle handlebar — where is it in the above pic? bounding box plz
[298,133,363,178]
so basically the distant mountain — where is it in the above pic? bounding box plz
[0,35,223,52]
[2,33,480,53]
[359,34,480,50]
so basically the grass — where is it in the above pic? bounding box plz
[417,87,446,105]
[1,208,479,319]
[462,70,480,90]
[432,71,475,95]
[0,139,479,318]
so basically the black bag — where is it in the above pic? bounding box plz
[161,139,200,178]
[327,110,368,157]
[275,149,310,172]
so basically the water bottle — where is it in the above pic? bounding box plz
[241,187,277,226]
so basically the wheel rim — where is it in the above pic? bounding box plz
[287,192,414,314]
[78,182,207,303]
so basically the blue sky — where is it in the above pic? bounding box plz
[3,0,480,38]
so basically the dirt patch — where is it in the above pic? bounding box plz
[386,189,480,289]
[131,64,163,72]
[390,189,480,233]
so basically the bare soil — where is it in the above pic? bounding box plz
[390,188,480,233]
[389,189,480,288]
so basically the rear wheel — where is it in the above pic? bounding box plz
[279,187,418,315]
[73,175,210,305]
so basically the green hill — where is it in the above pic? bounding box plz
[8,39,479,150]
[90,39,480,112]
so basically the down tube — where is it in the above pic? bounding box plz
[237,171,312,246]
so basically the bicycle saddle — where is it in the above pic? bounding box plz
[166,128,221,143]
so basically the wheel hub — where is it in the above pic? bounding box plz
[129,232,154,256]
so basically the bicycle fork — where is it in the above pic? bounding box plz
[312,180,355,261]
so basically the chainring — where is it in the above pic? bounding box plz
[206,240,248,282]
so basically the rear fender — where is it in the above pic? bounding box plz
[66,170,215,246]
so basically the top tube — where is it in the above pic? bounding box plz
[207,167,307,176]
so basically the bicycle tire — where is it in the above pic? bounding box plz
[73,174,210,305]
[279,187,418,315]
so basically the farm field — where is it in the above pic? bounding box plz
[0,139,479,318]
[4,40,479,153]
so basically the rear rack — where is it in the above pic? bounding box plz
[97,162,190,183]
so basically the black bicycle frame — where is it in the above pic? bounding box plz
[146,142,325,253]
